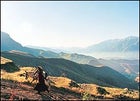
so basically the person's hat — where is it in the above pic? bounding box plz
[38,66,43,70]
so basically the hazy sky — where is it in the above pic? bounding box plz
[1,1,139,48]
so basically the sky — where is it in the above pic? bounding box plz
[1,1,139,48]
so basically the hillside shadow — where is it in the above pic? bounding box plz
[1,63,20,73]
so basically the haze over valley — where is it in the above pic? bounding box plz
[26,36,139,59]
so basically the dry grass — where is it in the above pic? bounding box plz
[80,84,99,95]
[1,57,12,64]
[1,66,139,99]
[50,76,139,99]
[103,86,139,99]
[49,76,72,87]
[1,67,36,83]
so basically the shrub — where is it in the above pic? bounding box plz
[69,81,80,88]
[96,86,109,95]
[113,94,131,99]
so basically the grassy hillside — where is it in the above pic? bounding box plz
[1,67,139,100]
[1,78,81,100]
[59,52,96,64]
[1,57,19,72]
[1,51,138,89]
[98,58,139,80]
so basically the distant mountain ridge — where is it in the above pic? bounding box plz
[59,52,99,65]
[1,32,23,51]
[25,35,139,59]
[85,36,139,52]
[1,32,60,58]
[24,35,139,53]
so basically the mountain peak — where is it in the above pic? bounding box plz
[1,32,10,37]
[86,36,139,53]
[1,32,23,51]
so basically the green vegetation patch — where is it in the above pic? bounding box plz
[1,62,19,73]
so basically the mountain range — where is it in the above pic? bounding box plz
[1,32,139,89]
[28,36,139,53]
[1,32,59,58]
[26,36,139,59]
[1,32,139,59]
[85,36,139,52]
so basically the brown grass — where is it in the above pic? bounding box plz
[1,57,12,64]
[1,67,36,83]
[1,67,139,99]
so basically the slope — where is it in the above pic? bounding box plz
[1,57,19,72]
[59,52,102,66]
[1,67,139,100]
[98,58,139,80]
[1,51,138,89]
[1,32,59,58]
[86,36,139,52]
